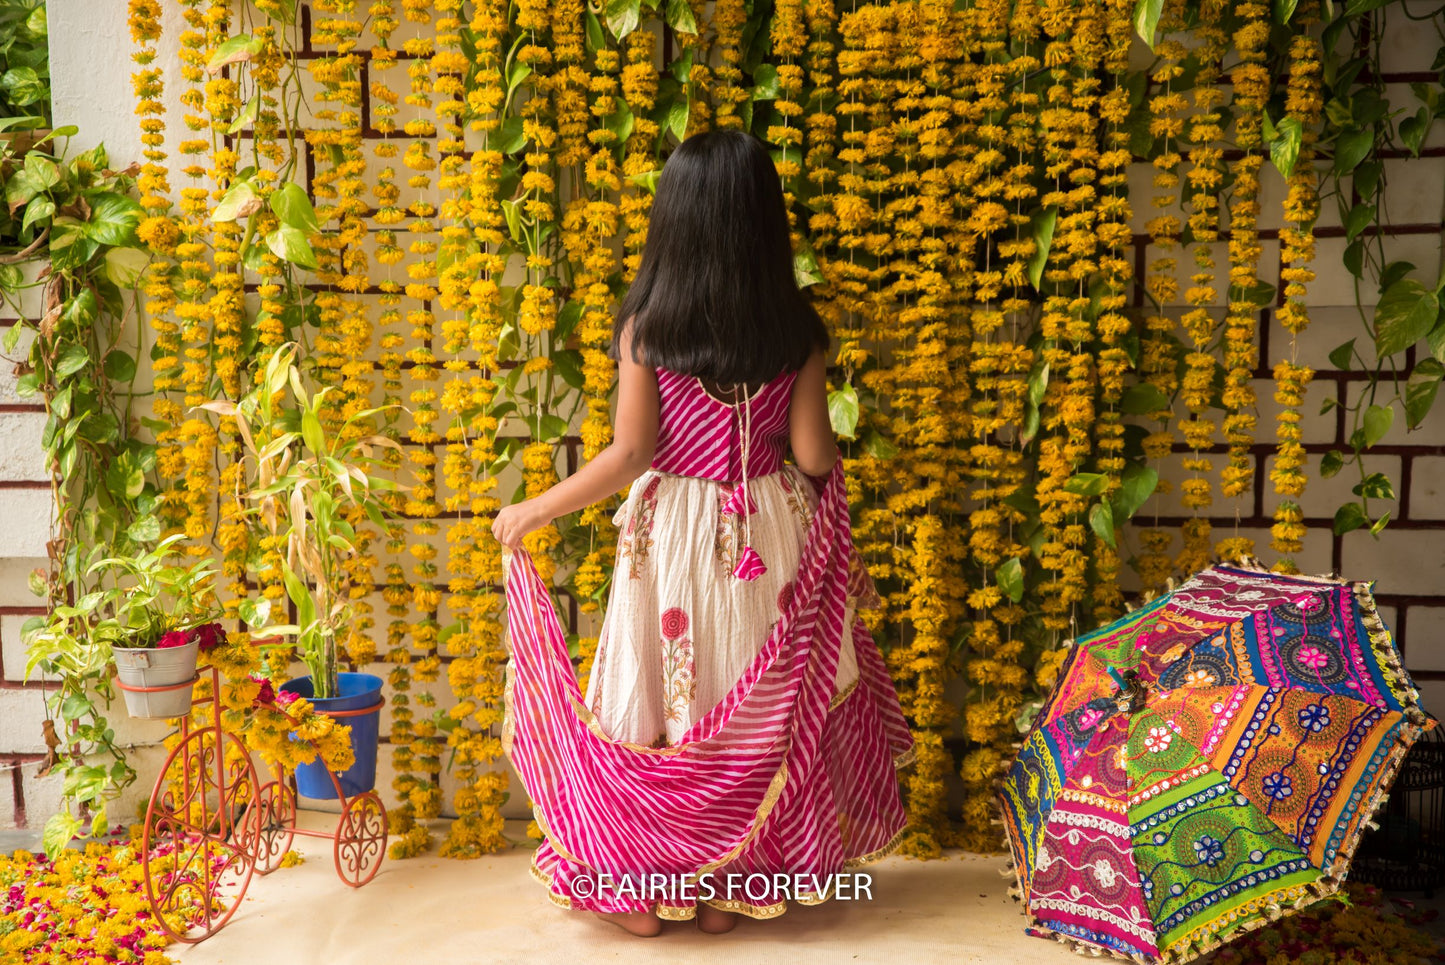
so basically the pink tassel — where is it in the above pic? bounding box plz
[720,482,757,516]
[733,544,766,581]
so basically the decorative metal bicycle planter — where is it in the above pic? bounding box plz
[118,664,389,943]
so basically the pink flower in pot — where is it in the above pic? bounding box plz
[193,622,226,652]
[156,630,191,649]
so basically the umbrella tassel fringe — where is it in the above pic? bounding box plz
[1349,579,1435,725]
[1027,916,1161,964]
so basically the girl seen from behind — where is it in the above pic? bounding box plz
[493,128,915,937]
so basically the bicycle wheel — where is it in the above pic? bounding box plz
[334,790,388,887]
[141,726,260,942]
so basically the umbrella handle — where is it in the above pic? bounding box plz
[1107,665,1147,713]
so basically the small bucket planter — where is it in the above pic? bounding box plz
[112,637,200,719]
[278,672,384,799]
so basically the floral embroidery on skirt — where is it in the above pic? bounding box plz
[659,607,696,723]
[713,480,744,572]
[618,474,662,579]
[779,469,815,527]
[585,465,864,748]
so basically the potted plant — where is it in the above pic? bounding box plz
[27,534,224,720]
[96,537,224,718]
[205,342,402,798]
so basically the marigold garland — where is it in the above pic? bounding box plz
[394,0,447,856]
[172,0,218,555]
[1135,0,1188,592]
[1174,0,1227,577]
[953,0,1006,850]
[1217,0,1271,562]
[1089,0,1135,626]
[1270,1,1324,567]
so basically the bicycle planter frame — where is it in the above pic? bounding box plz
[117,665,389,944]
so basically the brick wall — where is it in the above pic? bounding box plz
[1,2,1443,832]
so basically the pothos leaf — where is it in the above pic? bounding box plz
[1133,0,1164,48]
[605,0,642,40]
[794,243,824,288]
[269,181,319,234]
[239,597,272,629]
[666,97,689,142]
[227,93,260,134]
[213,180,257,222]
[996,557,1024,603]
[1370,510,1391,536]
[627,169,662,194]
[1373,279,1437,358]
[1329,338,1356,371]
[664,0,698,34]
[1112,464,1159,521]
[1428,318,1445,364]
[751,63,780,101]
[536,413,569,442]
[1333,127,1373,176]
[206,34,264,73]
[104,246,150,288]
[1405,358,1445,429]
[827,383,860,440]
[1267,115,1303,178]
[43,811,84,860]
[862,428,898,460]
[266,224,318,271]
[1332,502,1367,535]
[1089,501,1117,549]
[1362,403,1394,448]
[83,192,143,246]
[1028,207,1057,290]
[1063,472,1110,497]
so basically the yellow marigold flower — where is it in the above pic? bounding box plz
[137,215,179,253]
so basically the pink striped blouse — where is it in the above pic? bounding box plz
[649,366,799,482]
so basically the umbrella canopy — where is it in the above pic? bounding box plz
[999,559,1436,964]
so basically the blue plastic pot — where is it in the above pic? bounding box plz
[279,672,384,800]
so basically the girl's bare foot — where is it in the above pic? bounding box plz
[696,902,739,934]
[594,910,662,937]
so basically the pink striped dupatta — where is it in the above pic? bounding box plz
[500,457,916,919]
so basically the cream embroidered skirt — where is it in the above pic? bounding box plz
[584,465,863,748]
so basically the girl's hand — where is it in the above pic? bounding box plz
[492,499,554,550]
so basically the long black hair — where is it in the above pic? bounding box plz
[609,129,830,385]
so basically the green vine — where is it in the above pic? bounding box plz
[1304,4,1445,537]
[0,131,159,846]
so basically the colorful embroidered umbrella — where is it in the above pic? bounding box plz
[999,559,1436,964]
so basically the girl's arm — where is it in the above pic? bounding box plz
[788,345,839,478]
[492,320,660,550]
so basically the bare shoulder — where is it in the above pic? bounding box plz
[617,314,653,375]
[618,313,638,355]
